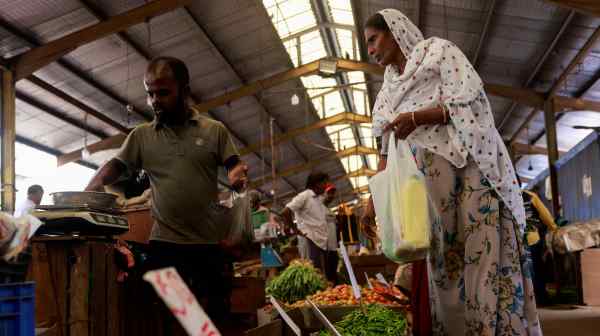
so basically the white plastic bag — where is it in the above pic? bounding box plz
[368,137,438,263]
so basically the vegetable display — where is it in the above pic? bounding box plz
[319,304,408,336]
[266,259,326,303]
[288,284,404,308]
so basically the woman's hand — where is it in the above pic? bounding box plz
[383,113,416,140]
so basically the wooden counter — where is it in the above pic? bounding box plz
[28,236,168,336]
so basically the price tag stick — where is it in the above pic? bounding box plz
[306,298,342,336]
[269,296,302,336]
[143,267,221,336]
[376,273,390,288]
[338,241,364,311]
[364,272,373,290]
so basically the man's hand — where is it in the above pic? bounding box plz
[84,159,126,192]
[228,161,248,192]
[85,182,104,192]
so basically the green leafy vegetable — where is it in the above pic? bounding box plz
[266,259,326,304]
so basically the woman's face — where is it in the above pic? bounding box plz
[365,27,403,67]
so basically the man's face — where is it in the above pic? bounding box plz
[314,181,328,195]
[324,189,336,205]
[31,191,43,205]
[144,63,186,124]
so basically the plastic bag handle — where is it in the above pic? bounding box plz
[386,134,419,174]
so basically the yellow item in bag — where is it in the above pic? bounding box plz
[398,175,430,254]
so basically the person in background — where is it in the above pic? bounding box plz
[322,183,339,284]
[281,172,330,273]
[85,56,248,334]
[249,190,279,241]
[523,187,558,306]
[14,184,44,217]
[360,9,540,335]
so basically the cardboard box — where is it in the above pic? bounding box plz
[581,248,600,306]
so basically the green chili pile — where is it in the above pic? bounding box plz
[319,304,408,336]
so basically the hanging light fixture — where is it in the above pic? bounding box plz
[318,59,337,77]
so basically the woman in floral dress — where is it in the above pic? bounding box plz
[361,9,541,336]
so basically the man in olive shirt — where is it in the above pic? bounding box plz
[86,56,247,331]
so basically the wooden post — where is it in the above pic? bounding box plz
[1,69,16,213]
[543,98,561,216]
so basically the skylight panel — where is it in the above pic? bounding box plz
[299,30,327,64]
[329,0,355,25]
[323,90,345,117]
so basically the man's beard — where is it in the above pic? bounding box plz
[153,97,188,125]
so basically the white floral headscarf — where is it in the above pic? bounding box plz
[372,8,526,234]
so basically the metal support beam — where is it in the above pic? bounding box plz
[575,68,600,97]
[56,111,372,166]
[57,134,127,166]
[511,142,566,156]
[0,15,150,121]
[79,0,153,60]
[1,69,16,212]
[484,83,545,108]
[509,23,600,142]
[310,0,369,170]
[269,168,375,203]
[16,135,98,170]
[553,95,600,112]
[332,167,376,182]
[251,146,378,189]
[498,10,575,130]
[11,0,193,80]
[471,0,497,68]
[16,92,108,139]
[544,0,600,17]
[27,75,129,133]
[193,57,552,114]
[350,0,378,110]
[183,7,309,171]
[543,99,561,215]
[47,3,297,192]
[280,23,356,43]
[240,112,371,155]
[336,185,370,200]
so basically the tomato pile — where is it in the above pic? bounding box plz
[284,283,406,308]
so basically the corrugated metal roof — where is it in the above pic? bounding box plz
[1,0,600,205]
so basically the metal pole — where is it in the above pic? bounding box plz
[1,69,16,213]
[270,117,277,204]
[543,98,561,216]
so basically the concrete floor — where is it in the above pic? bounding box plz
[539,305,600,336]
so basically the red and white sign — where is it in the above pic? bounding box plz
[143,267,221,336]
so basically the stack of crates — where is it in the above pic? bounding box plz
[0,248,34,336]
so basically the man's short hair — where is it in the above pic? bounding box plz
[306,171,329,190]
[27,185,43,195]
[146,56,190,88]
